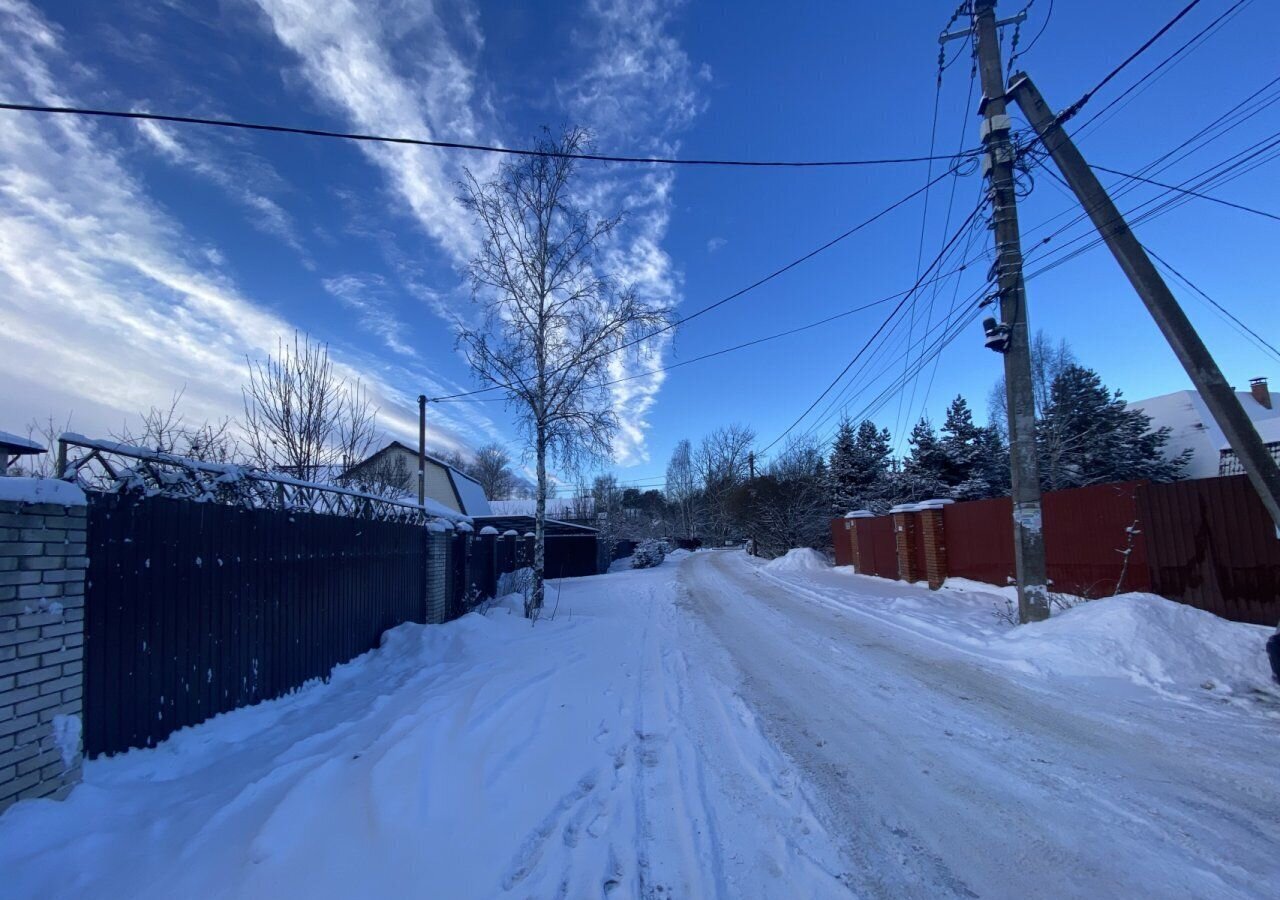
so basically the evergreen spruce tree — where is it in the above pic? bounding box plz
[939,395,981,489]
[1038,364,1187,489]
[850,419,893,510]
[899,417,947,502]
[965,424,1011,498]
[828,416,859,513]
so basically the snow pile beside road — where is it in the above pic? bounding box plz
[762,547,829,574]
[754,556,1275,703]
[1001,592,1274,696]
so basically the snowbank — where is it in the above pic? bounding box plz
[755,560,1276,704]
[0,477,85,505]
[762,547,830,574]
[1001,592,1274,696]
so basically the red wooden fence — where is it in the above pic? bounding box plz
[1140,475,1280,626]
[855,516,899,580]
[830,474,1279,625]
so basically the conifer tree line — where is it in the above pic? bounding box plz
[657,333,1186,557]
[828,333,1186,514]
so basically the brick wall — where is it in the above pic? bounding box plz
[0,481,87,812]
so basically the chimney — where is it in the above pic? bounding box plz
[1250,376,1272,410]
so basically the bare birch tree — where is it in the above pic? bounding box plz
[665,438,698,539]
[242,333,379,482]
[457,126,668,617]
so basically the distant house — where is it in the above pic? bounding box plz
[1127,377,1279,480]
[342,441,492,516]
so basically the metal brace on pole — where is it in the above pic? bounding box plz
[1007,71,1280,533]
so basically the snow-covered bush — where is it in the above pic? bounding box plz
[497,567,534,601]
[630,539,666,569]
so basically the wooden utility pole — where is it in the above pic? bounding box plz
[971,0,1050,622]
[747,451,757,557]
[417,394,427,506]
[1008,73,1280,531]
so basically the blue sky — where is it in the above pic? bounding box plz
[1,0,1276,491]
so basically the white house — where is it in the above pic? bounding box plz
[1127,377,1279,480]
[342,441,492,516]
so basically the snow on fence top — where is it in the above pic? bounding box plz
[0,476,85,505]
[56,433,470,527]
[0,429,45,454]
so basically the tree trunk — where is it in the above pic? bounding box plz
[531,427,547,617]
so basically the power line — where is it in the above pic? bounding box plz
[1054,0,1205,126]
[1143,244,1280,363]
[760,199,986,454]
[1070,0,1252,142]
[430,164,968,402]
[431,255,989,405]
[1088,164,1280,222]
[0,101,984,169]
[1007,0,1053,72]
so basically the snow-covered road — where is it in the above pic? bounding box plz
[682,550,1280,898]
[2,548,1275,899]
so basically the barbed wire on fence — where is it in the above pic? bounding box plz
[56,433,468,528]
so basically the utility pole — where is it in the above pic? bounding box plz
[748,451,756,557]
[1008,73,1280,532]
[969,0,1050,622]
[417,394,427,506]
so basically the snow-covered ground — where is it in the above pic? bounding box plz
[0,552,848,899]
[2,548,1277,898]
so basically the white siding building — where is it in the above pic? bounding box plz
[342,441,492,516]
[1127,377,1279,480]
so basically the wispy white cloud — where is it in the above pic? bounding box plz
[706,236,726,253]
[322,273,416,357]
[562,0,707,465]
[134,118,306,256]
[0,0,496,457]
[253,0,707,467]
[253,0,494,266]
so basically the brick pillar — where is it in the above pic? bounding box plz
[0,479,87,812]
[425,528,449,624]
[891,508,921,583]
[920,508,948,590]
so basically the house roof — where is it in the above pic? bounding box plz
[1127,388,1280,479]
[1220,416,1280,450]
[343,441,492,516]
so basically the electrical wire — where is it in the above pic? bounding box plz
[1069,0,1252,140]
[1088,164,1280,222]
[0,101,985,169]
[760,200,987,454]
[1142,244,1280,363]
[430,164,968,402]
[1053,0,1205,127]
